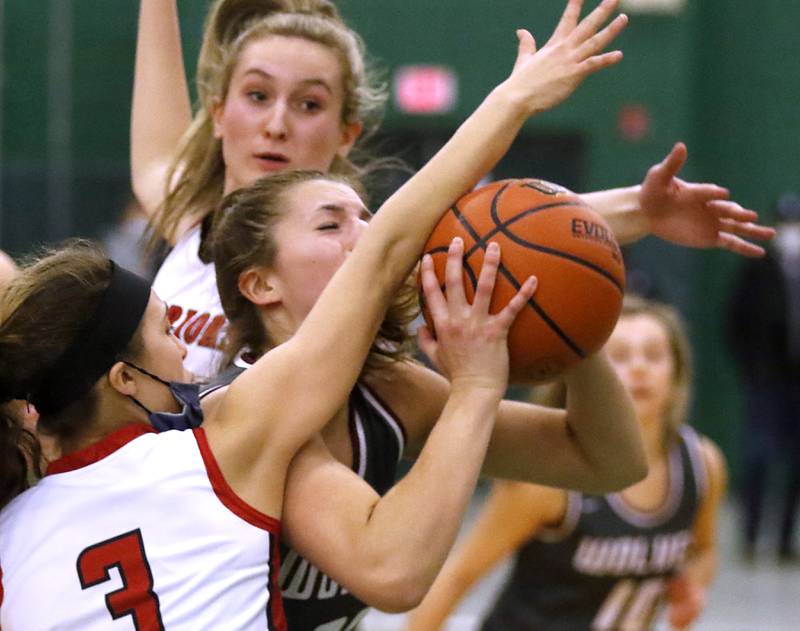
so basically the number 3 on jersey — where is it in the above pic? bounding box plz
[77,529,165,631]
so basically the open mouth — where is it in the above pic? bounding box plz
[255,153,290,170]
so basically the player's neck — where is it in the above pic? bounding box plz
[258,303,298,347]
[59,395,147,456]
[640,416,668,466]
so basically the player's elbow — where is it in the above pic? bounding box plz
[590,453,648,494]
[352,563,433,613]
[614,456,648,491]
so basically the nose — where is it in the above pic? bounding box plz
[346,218,368,250]
[263,101,289,140]
[627,353,649,376]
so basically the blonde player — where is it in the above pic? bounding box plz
[407,297,727,631]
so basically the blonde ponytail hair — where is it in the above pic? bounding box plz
[149,0,388,255]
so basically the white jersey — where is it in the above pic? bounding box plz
[0,424,286,631]
[152,226,227,380]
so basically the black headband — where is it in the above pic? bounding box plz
[30,261,152,415]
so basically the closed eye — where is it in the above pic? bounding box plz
[318,223,339,231]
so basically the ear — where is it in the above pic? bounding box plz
[211,96,226,140]
[336,120,363,159]
[238,265,281,306]
[107,361,139,398]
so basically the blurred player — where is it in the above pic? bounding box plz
[407,296,727,631]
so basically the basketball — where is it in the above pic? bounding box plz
[419,178,626,383]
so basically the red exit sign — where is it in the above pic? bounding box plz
[394,65,458,115]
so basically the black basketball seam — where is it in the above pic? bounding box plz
[450,187,586,359]
[460,197,622,294]
[464,200,588,259]
[488,190,624,293]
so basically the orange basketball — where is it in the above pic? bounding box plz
[420,178,626,383]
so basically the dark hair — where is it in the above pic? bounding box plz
[213,170,418,371]
[0,242,144,509]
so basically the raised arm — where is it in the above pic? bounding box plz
[581,143,775,256]
[482,354,647,492]
[225,0,631,456]
[405,481,565,629]
[131,0,193,218]
[283,242,535,611]
[375,352,646,495]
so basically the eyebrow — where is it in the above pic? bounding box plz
[242,68,333,94]
[318,203,371,221]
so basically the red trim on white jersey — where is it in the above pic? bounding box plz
[192,428,281,533]
[268,534,287,631]
[46,423,155,475]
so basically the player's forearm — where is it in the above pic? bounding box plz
[353,386,501,611]
[406,545,492,631]
[356,83,530,289]
[406,568,474,630]
[295,87,531,401]
[683,547,718,588]
[131,0,192,212]
[581,185,650,245]
[562,352,647,491]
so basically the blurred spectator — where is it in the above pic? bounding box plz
[726,192,800,562]
[100,196,159,279]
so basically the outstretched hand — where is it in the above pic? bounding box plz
[418,238,536,395]
[504,0,628,115]
[640,143,776,257]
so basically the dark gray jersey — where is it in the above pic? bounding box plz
[278,383,406,630]
[482,425,707,631]
[202,368,407,630]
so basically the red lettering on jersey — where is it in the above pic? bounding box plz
[183,313,210,344]
[77,529,165,631]
[173,309,197,339]
[166,305,183,325]
[199,315,227,349]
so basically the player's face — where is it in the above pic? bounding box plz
[213,35,362,194]
[131,293,191,412]
[605,313,676,428]
[268,179,369,329]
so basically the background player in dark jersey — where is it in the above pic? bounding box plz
[407,296,727,631]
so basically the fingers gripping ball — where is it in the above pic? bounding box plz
[419,179,625,383]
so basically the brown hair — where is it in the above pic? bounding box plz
[0,242,143,509]
[149,0,388,256]
[213,170,417,371]
[620,294,694,442]
[528,296,693,445]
